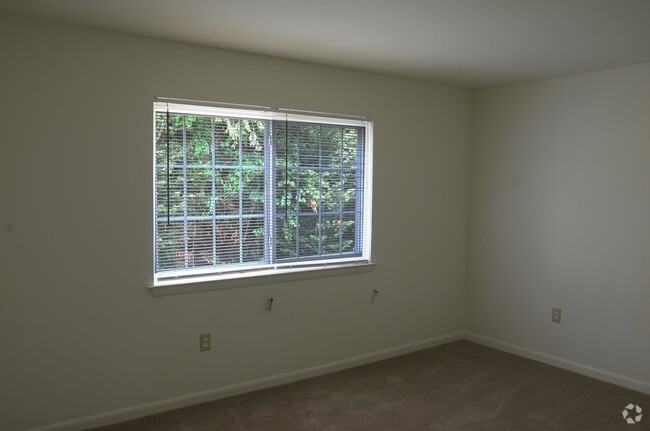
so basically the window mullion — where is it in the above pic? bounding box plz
[355,129,364,254]
[339,127,344,255]
[211,118,217,267]
[295,124,300,258]
[238,121,244,264]
[183,115,189,267]
[318,125,323,256]
[265,120,274,264]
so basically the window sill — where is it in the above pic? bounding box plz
[149,262,376,297]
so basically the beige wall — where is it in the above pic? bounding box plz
[468,62,650,388]
[0,15,470,430]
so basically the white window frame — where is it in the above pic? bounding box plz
[151,100,373,289]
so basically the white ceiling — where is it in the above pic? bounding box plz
[1,0,649,88]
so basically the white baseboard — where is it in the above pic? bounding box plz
[465,332,650,395]
[28,331,465,431]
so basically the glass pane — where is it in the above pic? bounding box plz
[320,170,341,212]
[341,213,356,253]
[185,115,213,166]
[321,126,342,168]
[342,171,357,212]
[216,218,241,264]
[298,215,319,258]
[155,167,185,218]
[242,217,265,263]
[156,221,184,271]
[298,169,319,214]
[295,124,320,168]
[321,215,342,255]
[275,169,298,214]
[241,120,265,167]
[342,127,359,168]
[155,113,184,166]
[214,118,240,166]
[275,215,297,260]
[274,122,298,168]
[215,168,240,216]
[242,169,264,216]
[186,220,216,267]
[186,167,213,217]
[156,220,218,271]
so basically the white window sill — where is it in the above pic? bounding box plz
[149,262,376,297]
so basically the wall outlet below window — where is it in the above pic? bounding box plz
[199,333,211,351]
[552,308,562,324]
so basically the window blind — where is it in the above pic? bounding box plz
[153,102,371,283]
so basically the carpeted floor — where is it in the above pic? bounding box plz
[89,340,649,430]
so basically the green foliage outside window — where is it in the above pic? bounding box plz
[154,112,362,273]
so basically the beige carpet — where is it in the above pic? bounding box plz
[90,341,649,430]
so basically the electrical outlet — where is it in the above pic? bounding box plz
[199,333,211,352]
[552,308,562,324]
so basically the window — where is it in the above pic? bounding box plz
[153,101,372,285]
